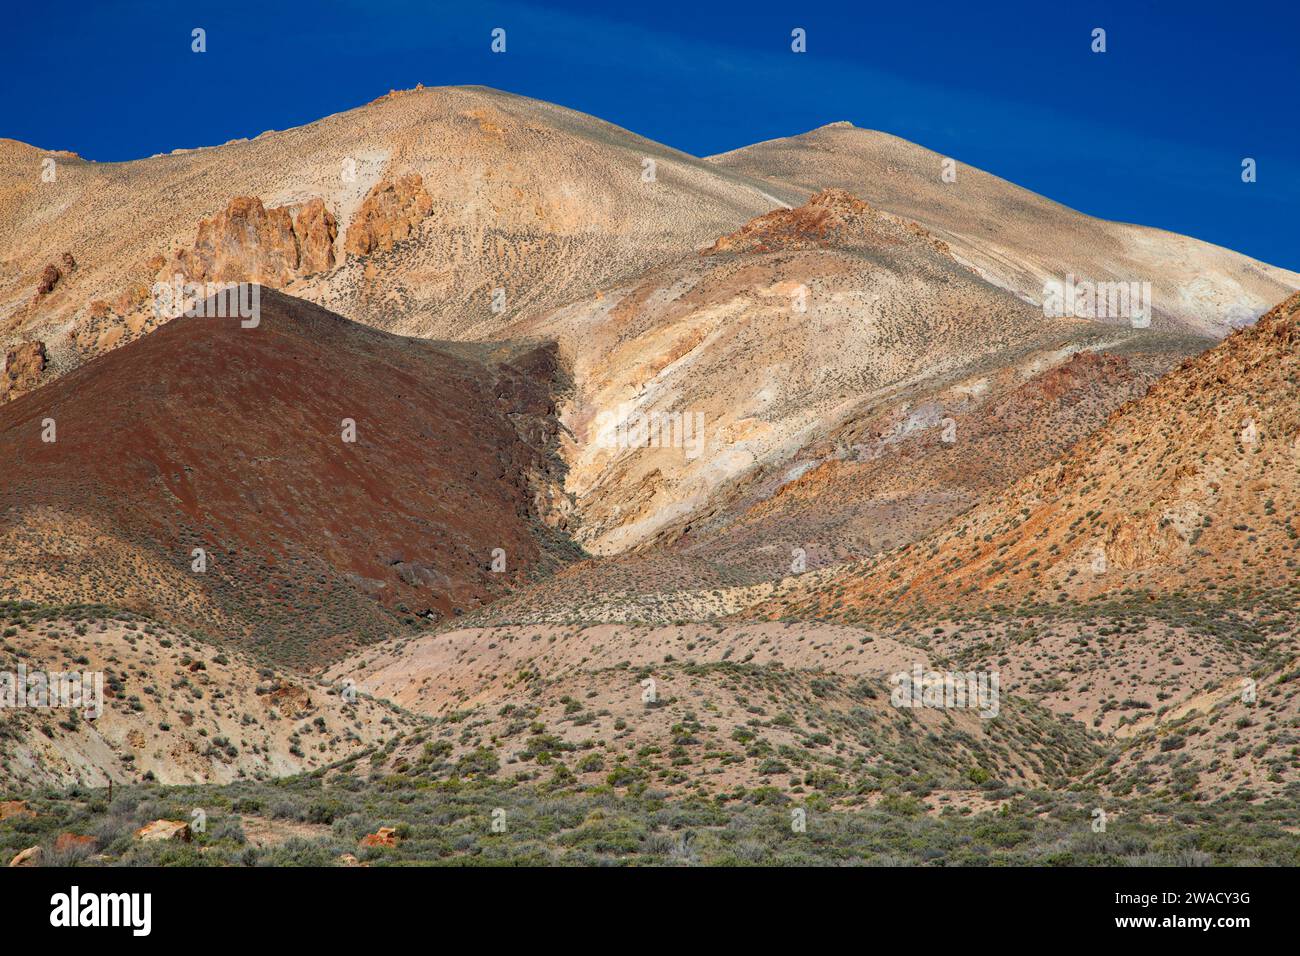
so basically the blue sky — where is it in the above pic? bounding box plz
[3,0,1297,268]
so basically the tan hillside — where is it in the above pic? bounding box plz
[1091,653,1300,801]
[0,607,420,789]
[6,91,1293,410]
[326,621,1099,800]
[0,85,799,399]
[709,123,1300,337]
[507,188,1204,560]
[662,335,1200,579]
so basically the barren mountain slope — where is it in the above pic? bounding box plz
[709,123,1299,337]
[768,290,1300,618]
[0,85,799,398]
[506,189,1203,561]
[661,333,1202,578]
[0,289,576,663]
[445,338,1198,622]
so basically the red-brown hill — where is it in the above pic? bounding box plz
[0,288,576,662]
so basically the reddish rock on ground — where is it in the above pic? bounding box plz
[359,827,400,848]
[0,800,36,821]
[53,833,97,852]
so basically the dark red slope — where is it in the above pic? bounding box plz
[0,288,574,662]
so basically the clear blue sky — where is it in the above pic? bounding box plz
[3,0,1297,269]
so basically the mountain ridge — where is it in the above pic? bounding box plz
[4,85,1294,408]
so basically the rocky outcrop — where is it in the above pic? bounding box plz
[172,196,337,286]
[134,820,191,843]
[175,196,288,284]
[114,283,151,316]
[704,189,872,255]
[294,198,339,275]
[31,253,77,303]
[2,340,47,402]
[0,801,36,821]
[260,681,313,718]
[34,264,61,298]
[344,173,433,257]
[370,83,427,105]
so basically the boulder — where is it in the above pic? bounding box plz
[34,264,61,298]
[359,827,399,848]
[8,846,42,867]
[134,820,191,843]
